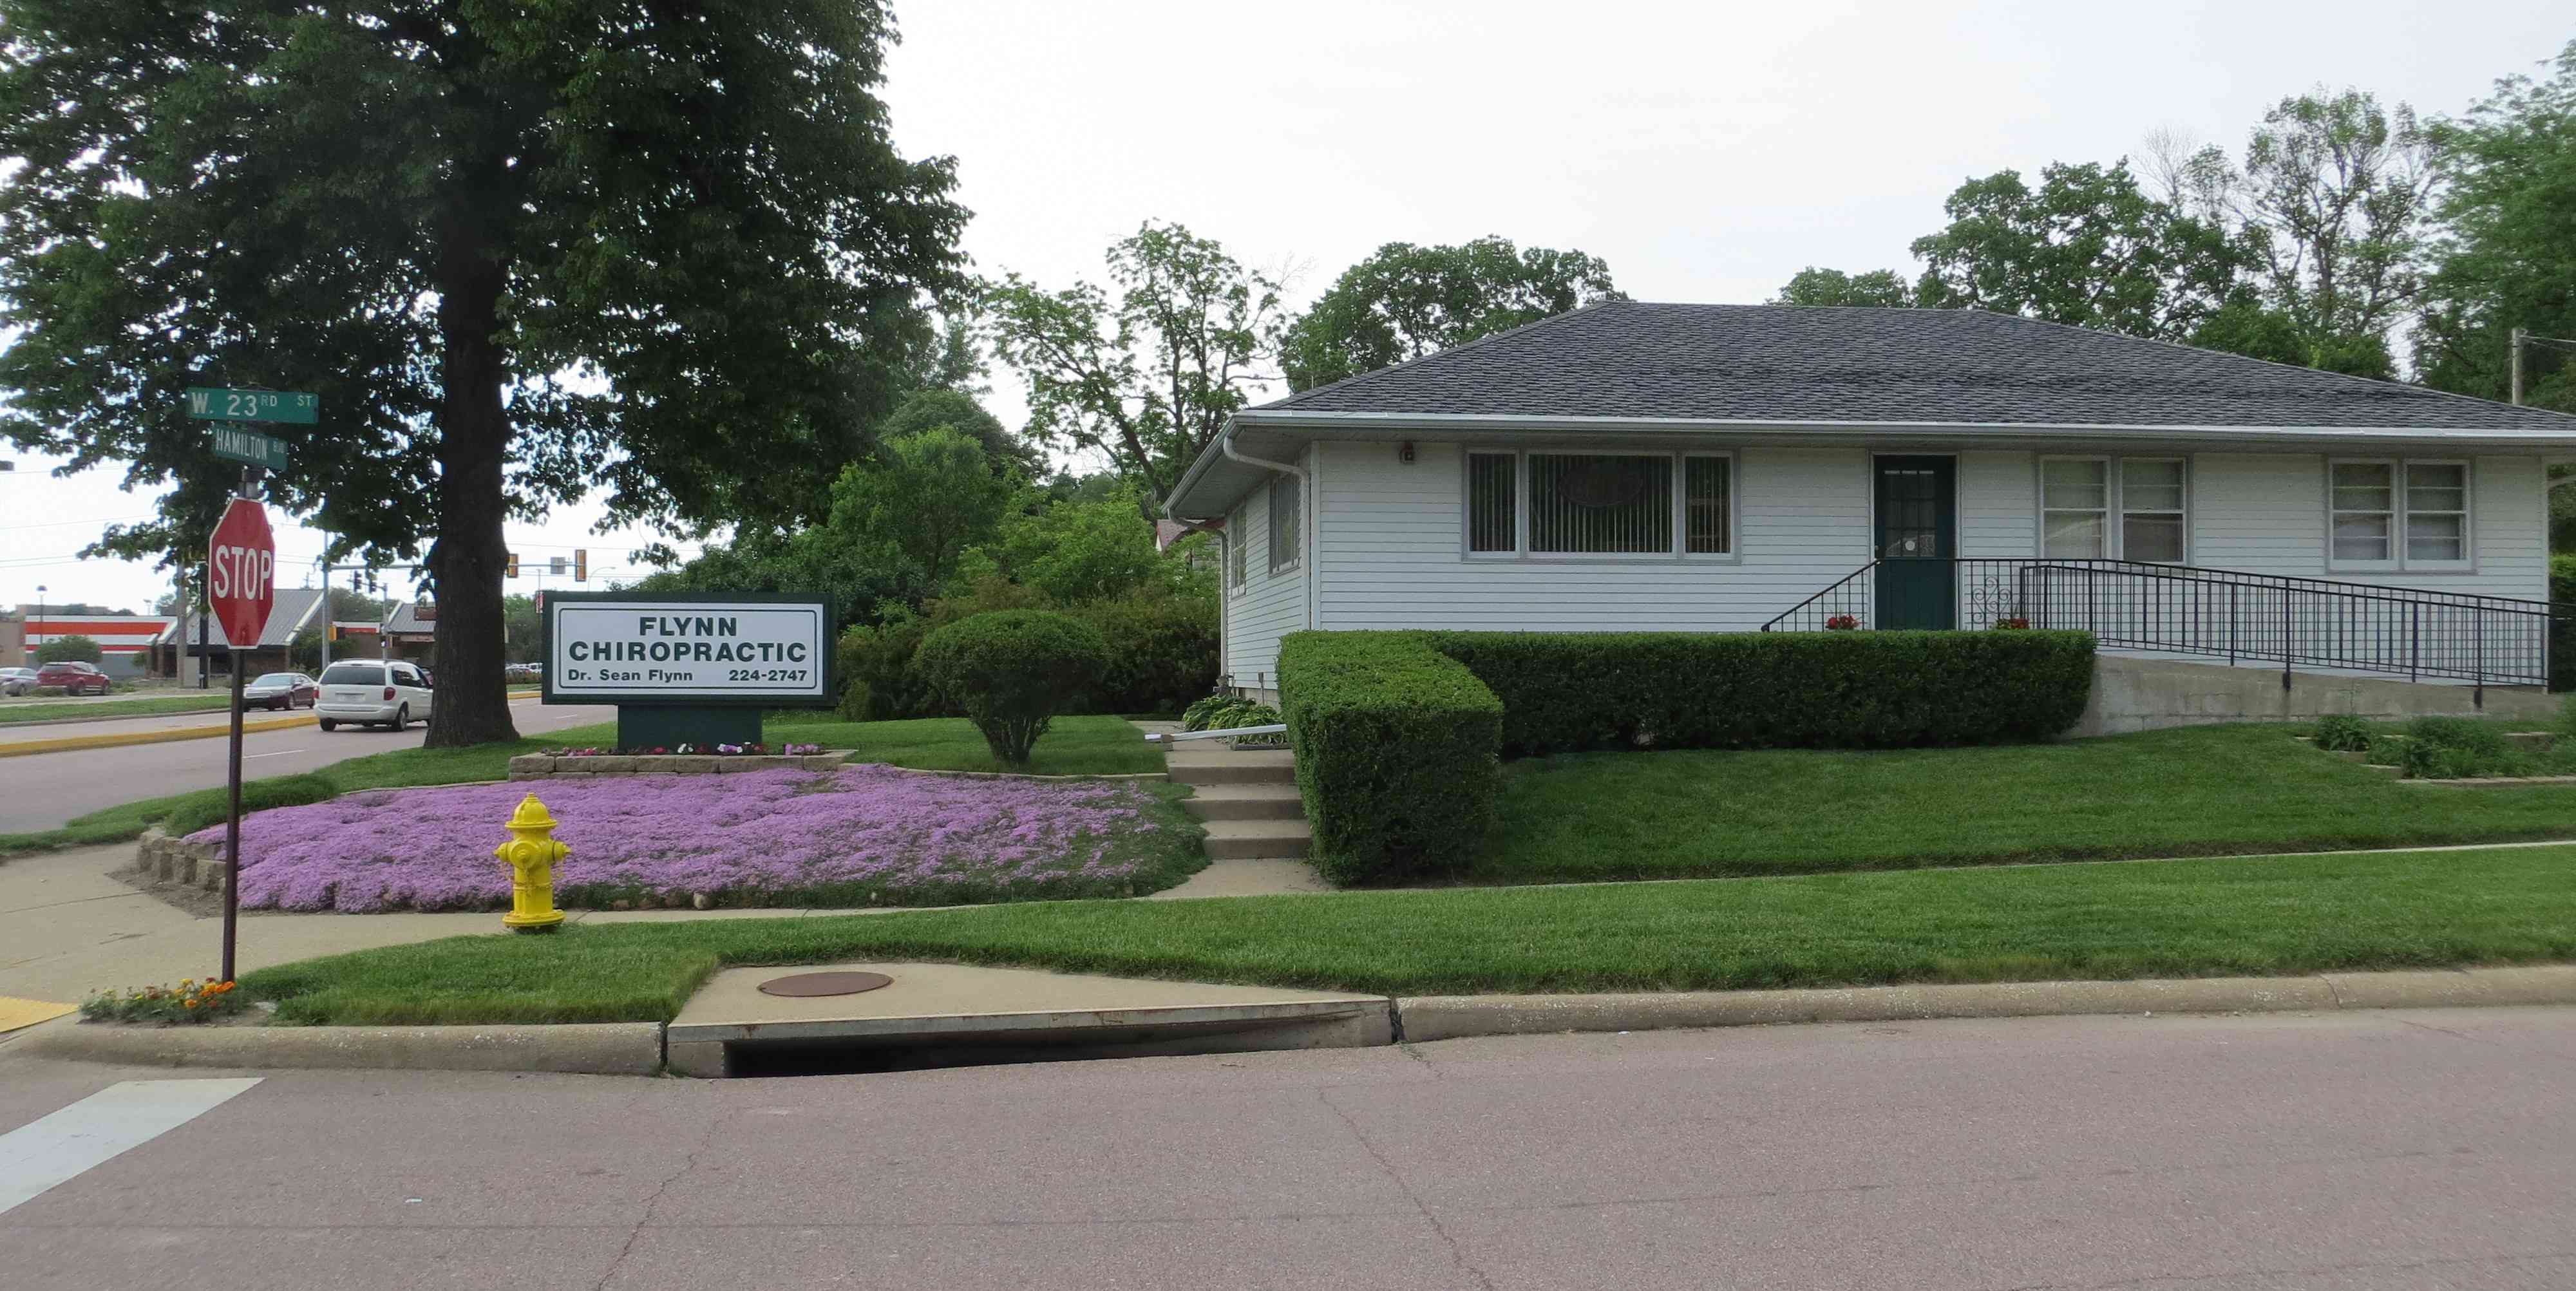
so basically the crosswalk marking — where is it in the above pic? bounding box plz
[0,1078,261,1215]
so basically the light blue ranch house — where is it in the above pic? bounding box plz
[1164,301,2576,731]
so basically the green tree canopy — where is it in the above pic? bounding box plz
[1770,267,1915,308]
[983,220,1284,499]
[1280,237,1621,391]
[33,635,102,664]
[1909,161,2248,340]
[877,388,1043,480]
[0,0,967,745]
[2417,41,2576,412]
[984,486,1172,605]
[828,428,1016,608]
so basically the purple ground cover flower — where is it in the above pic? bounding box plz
[189,766,1202,914]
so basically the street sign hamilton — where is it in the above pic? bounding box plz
[187,387,318,424]
[209,425,290,470]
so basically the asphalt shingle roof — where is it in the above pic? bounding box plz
[1259,301,2576,433]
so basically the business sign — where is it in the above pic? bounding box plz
[541,592,832,706]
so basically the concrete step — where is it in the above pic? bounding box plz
[1180,783,1307,822]
[1201,818,1311,860]
[1166,746,1296,787]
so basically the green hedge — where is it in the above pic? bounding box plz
[1276,632,1502,886]
[1422,630,2097,756]
[1274,628,2096,885]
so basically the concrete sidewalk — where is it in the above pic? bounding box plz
[0,845,813,1006]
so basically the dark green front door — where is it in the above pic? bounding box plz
[1874,456,1956,630]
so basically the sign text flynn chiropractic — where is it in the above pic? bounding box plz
[545,598,829,702]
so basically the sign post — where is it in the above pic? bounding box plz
[541,592,835,749]
[206,498,276,984]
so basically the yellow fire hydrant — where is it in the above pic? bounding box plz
[495,793,567,933]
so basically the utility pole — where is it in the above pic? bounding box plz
[2512,327,2526,406]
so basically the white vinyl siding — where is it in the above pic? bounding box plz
[1321,442,1857,633]
[1220,448,1312,685]
[1302,445,2544,648]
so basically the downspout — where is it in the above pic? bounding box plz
[1222,429,1314,697]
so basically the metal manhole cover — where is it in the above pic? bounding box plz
[758,971,895,998]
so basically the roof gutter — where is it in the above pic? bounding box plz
[1227,408,2576,448]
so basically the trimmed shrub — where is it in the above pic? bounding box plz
[1277,632,1502,886]
[834,587,1214,721]
[916,610,1110,766]
[1421,630,2096,756]
[2311,713,2376,752]
[2395,716,2527,780]
[1079,591,1217,715]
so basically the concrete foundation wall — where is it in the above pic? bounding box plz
[2075,654,2560,737]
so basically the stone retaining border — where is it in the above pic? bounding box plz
[134,827,228,894]
[19,964,2576,1077]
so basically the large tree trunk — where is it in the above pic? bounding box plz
[423,199,520,748]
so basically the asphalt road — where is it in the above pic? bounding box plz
[4,1006,2574,1289]
[0,700,618,833]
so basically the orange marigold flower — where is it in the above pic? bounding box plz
[184,999,199,1008]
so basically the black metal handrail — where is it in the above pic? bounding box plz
[1764,558,2569,697]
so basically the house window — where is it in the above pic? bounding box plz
[2405,462,2469,564]
[1267,474,1301,574]
[1684,455,1732,554]
[1466,452,1517,554]
[2042,456,2191,561]
[1529,453,1673,554]
[2041,458,2108,558]
[1227,505,1247,592]
[2121,458,2187,563]
[2329,458,2472,570]
[1463,449,1734,558]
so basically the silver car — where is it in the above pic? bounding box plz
[0,666,35,697]
[315,660,436,731]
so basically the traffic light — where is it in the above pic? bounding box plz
[506,553,519,579]
[574,549,587,582]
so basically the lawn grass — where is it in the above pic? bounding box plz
[239,842,2576,1025]
[767,713,1164,775]
[1477,722,2576,885]
[0,693,237,724]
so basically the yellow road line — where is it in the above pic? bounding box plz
[0,690,547,759]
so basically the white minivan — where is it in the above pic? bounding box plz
[316,660,435,732]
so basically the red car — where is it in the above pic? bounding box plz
[34,661,111,695]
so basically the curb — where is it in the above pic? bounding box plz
[1394,965,2576,1042]
[14,1016,664,1076]
[15,965,2576,1078]
[0,704,241,730]
[0,690,549,759]
[0,711,319,758]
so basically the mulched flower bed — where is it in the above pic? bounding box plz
[189,766,1202,913]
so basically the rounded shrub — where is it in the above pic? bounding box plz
[916,610,1110,766]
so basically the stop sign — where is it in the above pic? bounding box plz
[207,498,276,650]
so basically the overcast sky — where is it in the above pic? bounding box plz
[4,0,2567,617]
